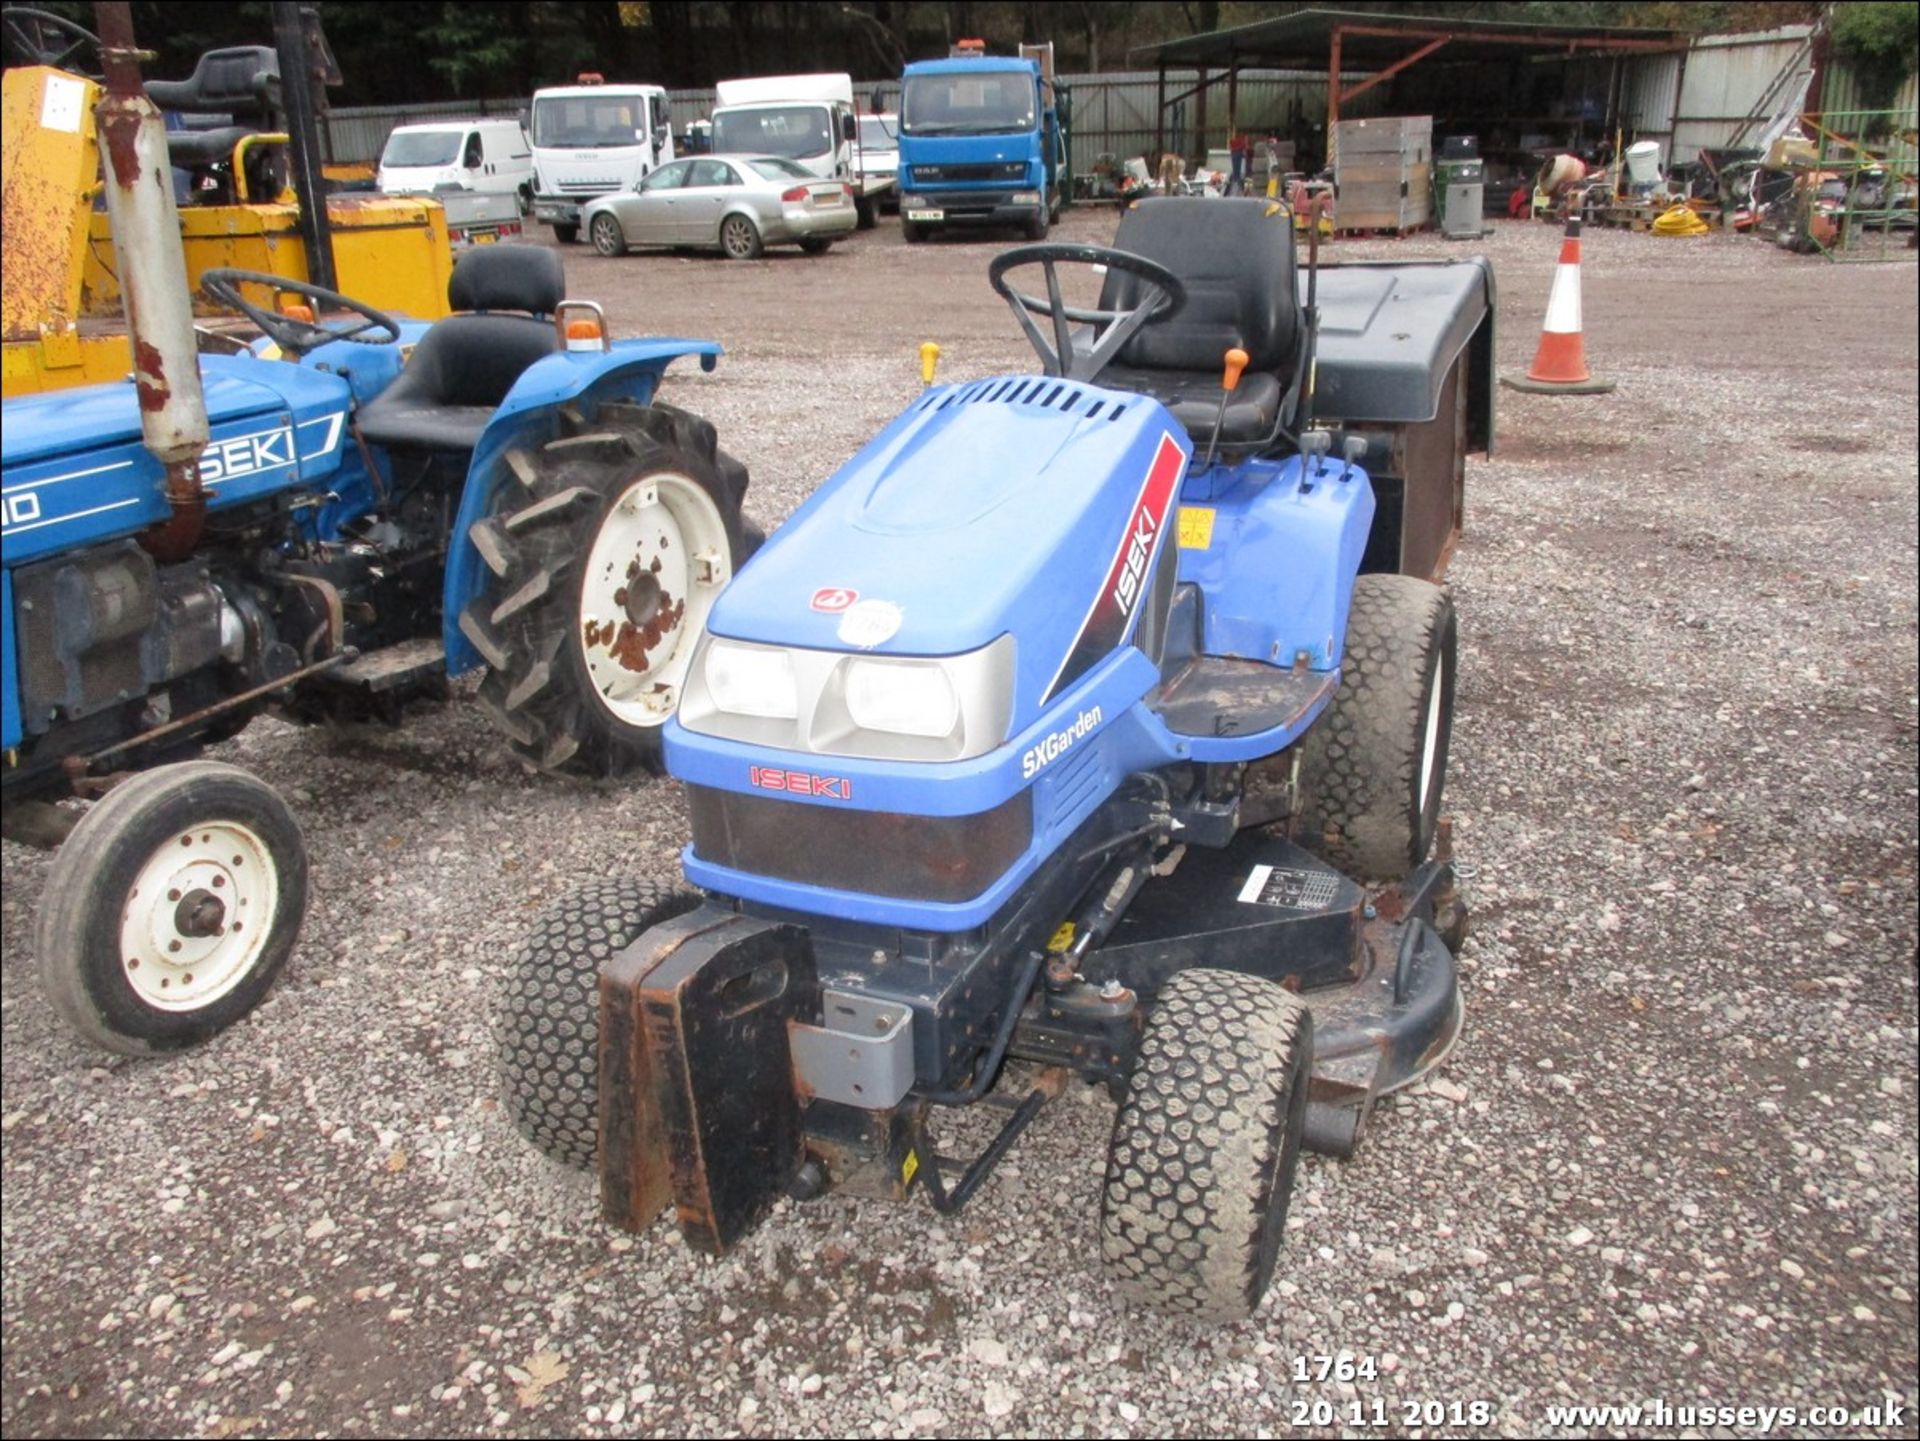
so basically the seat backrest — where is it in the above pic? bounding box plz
[145,47,280,118]
[398,315,559,410]
[1098,197,1299,374]
[447,245,565,317]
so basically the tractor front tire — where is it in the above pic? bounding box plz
[497,878,701,1169]
[460,400,749,777]
[1101,969,1312,1321]
[36,761,307,1055]
[1295,574,1457,881]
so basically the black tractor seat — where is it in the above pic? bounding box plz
[1096,197,1301,447]
[355,247,566,454]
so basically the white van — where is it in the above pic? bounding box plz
[378,120,534,210]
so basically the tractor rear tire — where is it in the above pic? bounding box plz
[1294,573,1457,881]
[497,878,700,1169]
[36,761,307,1055]
[460,400,749,778]
[1101,969,1312,1321]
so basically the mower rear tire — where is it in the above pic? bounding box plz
[1101,969,1312,1321]
[1295,573,1457,881]
[36,761,307,1056]
[498,878,701,1169]
[462,400,749,777]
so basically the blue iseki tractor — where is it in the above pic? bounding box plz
[500,197,1494,1318]
[2,246,753,1055]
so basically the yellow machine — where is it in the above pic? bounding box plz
[2,62,452,397]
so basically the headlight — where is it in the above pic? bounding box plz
[844,658,959,738]
[705,640,798,720]
[1012,189,1041,204]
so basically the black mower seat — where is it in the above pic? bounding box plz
[1097,197,1300,445]
[146,46,279,118]
[355,247,566,454]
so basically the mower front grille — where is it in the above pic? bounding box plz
[687,785,1032,905]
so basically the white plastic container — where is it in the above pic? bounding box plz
[1624,140,1662,189]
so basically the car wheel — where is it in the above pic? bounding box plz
[460,400,752,777]
[36,761,307,1055]
[589,212,626,256]
[719,213,764,260]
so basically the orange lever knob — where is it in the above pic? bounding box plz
[1222,347,1250,392]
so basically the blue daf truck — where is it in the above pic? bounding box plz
[896,41,1067,242]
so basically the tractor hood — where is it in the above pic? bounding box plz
[705,375,1188,727]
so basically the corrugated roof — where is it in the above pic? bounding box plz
[1132,8,1685,68]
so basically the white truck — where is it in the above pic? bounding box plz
[528,77,674,243]
[709,73,894,228]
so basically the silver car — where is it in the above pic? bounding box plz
[582,154,858,260]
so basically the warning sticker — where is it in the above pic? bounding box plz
[1236,864,1339,910]
[1177,506,1216,550]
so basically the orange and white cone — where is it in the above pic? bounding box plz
[1501,216,1615,396]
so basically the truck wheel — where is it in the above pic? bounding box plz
[462,401,749,777]
[551,222,579,244]
[1295,574,1457,881]
[719,213,764,260]
[798,236,834,255]
[589,213,626,256]
[1024,205,1051,241]
[855,197,876,230]
[497,878,701,1168]
[902,219,927,244]
[1101,969,1312,1321]
[35,761,307,1056]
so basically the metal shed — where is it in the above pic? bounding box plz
[1130,7,1685,169]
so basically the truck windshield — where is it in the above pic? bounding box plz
[901,73,1034,135]
[711,105,832,161]
[381,131,461,167]
[532,96,644,149]
[858,116,897,150]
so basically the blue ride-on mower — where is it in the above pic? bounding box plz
[2,242,753,1056]
[499,197,1494,1318]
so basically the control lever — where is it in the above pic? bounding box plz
[1298,428,1332,491]
[1200,346,1249,471]
[919,340,941,386]
[1336,433,1367,483]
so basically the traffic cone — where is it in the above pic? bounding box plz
[1501,216,1615,396]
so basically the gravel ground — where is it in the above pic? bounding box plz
[4,209,1916,1439]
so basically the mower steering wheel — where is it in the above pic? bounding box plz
[201,270,402,358]
[987,243,1187,384]
[1,6,100,76]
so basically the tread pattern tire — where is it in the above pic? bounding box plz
[36,761,307,1055]
[460,400,749,778]
[1295,573,1457,881]
[497,878,700,1169]
[1101,969,1312,1321]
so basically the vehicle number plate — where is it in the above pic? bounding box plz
[814,192,843,205]
[906,208,943,222]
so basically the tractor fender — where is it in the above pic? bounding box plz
[441,339,723,676]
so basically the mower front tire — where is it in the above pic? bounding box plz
[498,878,701,1169]
[461,400,749,777]
[36,761,307,1055]
[1295,573,1457,881]
[1101,969,1312,1321]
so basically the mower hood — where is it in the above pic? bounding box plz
[706,375,1189,726]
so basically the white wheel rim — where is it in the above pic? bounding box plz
[724,219,752,256]
[119,820,278,1011]
[578,471,731,728]
[1418,652,1446,812]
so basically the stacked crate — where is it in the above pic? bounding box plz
[1333,115,1433,234]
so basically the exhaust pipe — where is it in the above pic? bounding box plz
[93,1,210,562]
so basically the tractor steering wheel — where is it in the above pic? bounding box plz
[987,243,1187,384]
[201,270,402,358]
[1,5,101,76]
